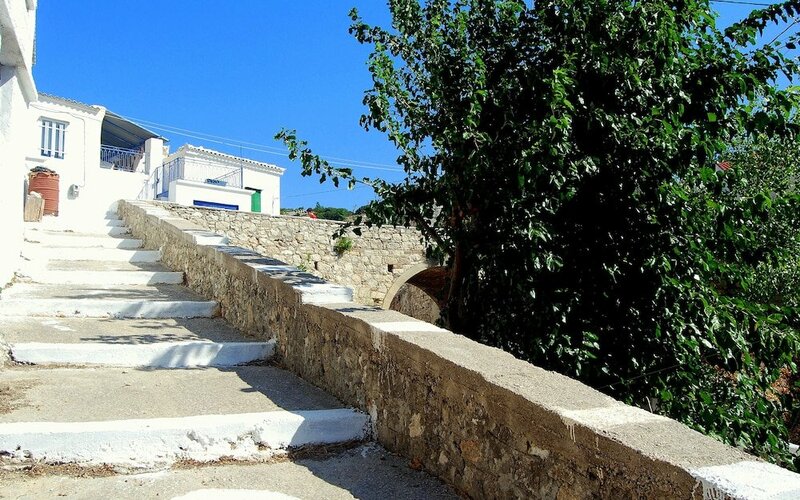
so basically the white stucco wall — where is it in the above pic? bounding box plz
[0,65,29,285]
[242,168,281,216]
[26,98,105,219]
[73,167,150,218]
[0,0,38,285]
[24,97,158,220]
[162,145,284,215]
[168,179,253,211]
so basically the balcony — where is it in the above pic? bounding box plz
[154,157,243,200]
[100,145,143,172]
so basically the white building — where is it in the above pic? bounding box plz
[26,95,285,219]
[0,0,37,285]
[1,0,283,288]
[155,144,284,216]
[26,93,165,221]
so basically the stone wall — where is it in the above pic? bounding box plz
[118,199,800,500]
[390,283,441,324]
[159,203,430,307]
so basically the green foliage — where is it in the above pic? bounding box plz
[726,136,800,312]
[311,203,353,221]
[277,0,800,469]
[297,253,312,273]
[280,204,354,220]
[333,236,354,255]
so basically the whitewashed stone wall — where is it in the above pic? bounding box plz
[161,202,431,306]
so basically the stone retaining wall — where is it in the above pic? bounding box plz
[159,203,429,307]
[119,199,800,500]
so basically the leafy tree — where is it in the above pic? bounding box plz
[278,0,800,468]
[280,204,354,220]
[310,203,353,221]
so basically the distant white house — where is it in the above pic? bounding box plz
[1,0,38,285]
[153,144,285,216]
[27,93,165,220]
[1,1,283,287]
[25,94,285,219]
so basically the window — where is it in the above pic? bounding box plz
[40,119,66,159]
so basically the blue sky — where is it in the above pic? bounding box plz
[33,1,792,210]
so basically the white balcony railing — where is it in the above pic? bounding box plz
[152,158,243,200]
[100,145,142,172]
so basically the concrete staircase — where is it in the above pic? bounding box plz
[0,213,452,498]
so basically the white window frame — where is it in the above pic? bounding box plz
[40,119,67,159]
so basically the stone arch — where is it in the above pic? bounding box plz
[383,261,437,307]
[383,261,449,323]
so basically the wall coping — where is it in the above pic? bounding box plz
[156,200,425,233]
[119,199,800,499]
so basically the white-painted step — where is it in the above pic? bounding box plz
[26,224,131,237]
[24,259,175,272]
[27,217,126,232]
[0,412,368,467]
[11,340,275,367]
[0,409,369,467]
[22,245,161,263]
[0,317,258,345]
[0,365,346,422]
[19,269,184,285]
[0,298,218,318]
[72,225,131,237]
[63,218,126,228]
[25,232,143,249]
[0,444,458,500]
[0,365,367,468]
[18,259,184,285]
[0,283,218,318]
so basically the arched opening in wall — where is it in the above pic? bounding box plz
[384,264,448,325]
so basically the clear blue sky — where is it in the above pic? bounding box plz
[34,1,401,210]
[33,1,792,210]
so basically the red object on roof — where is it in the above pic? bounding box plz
[717,161,732,171]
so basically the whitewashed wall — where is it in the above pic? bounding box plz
[0,0,38,285]
[24,98,162,220]
[168,179,253,211]
[26,98,105,219]
[163,145,284,215]
[241,168,281,215]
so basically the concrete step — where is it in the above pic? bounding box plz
[19,269,184,285]
[22,245,161,263]
[0,283,218,318]
[26,222,131,237]
[31,260,176,272]
[0,444,457,499]
[18,259,185,284]
[1,317,273,367]
[0,366,368,467]
[24,231,143,249]
[28,216,126,230]
[11,341,274,368]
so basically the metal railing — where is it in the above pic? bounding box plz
[151,158,243,200]
[211,167,243,187]
[136,168,160,201]
[155,157,184,199]
[100,145,142,172]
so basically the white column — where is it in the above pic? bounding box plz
[144,137,164,176]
